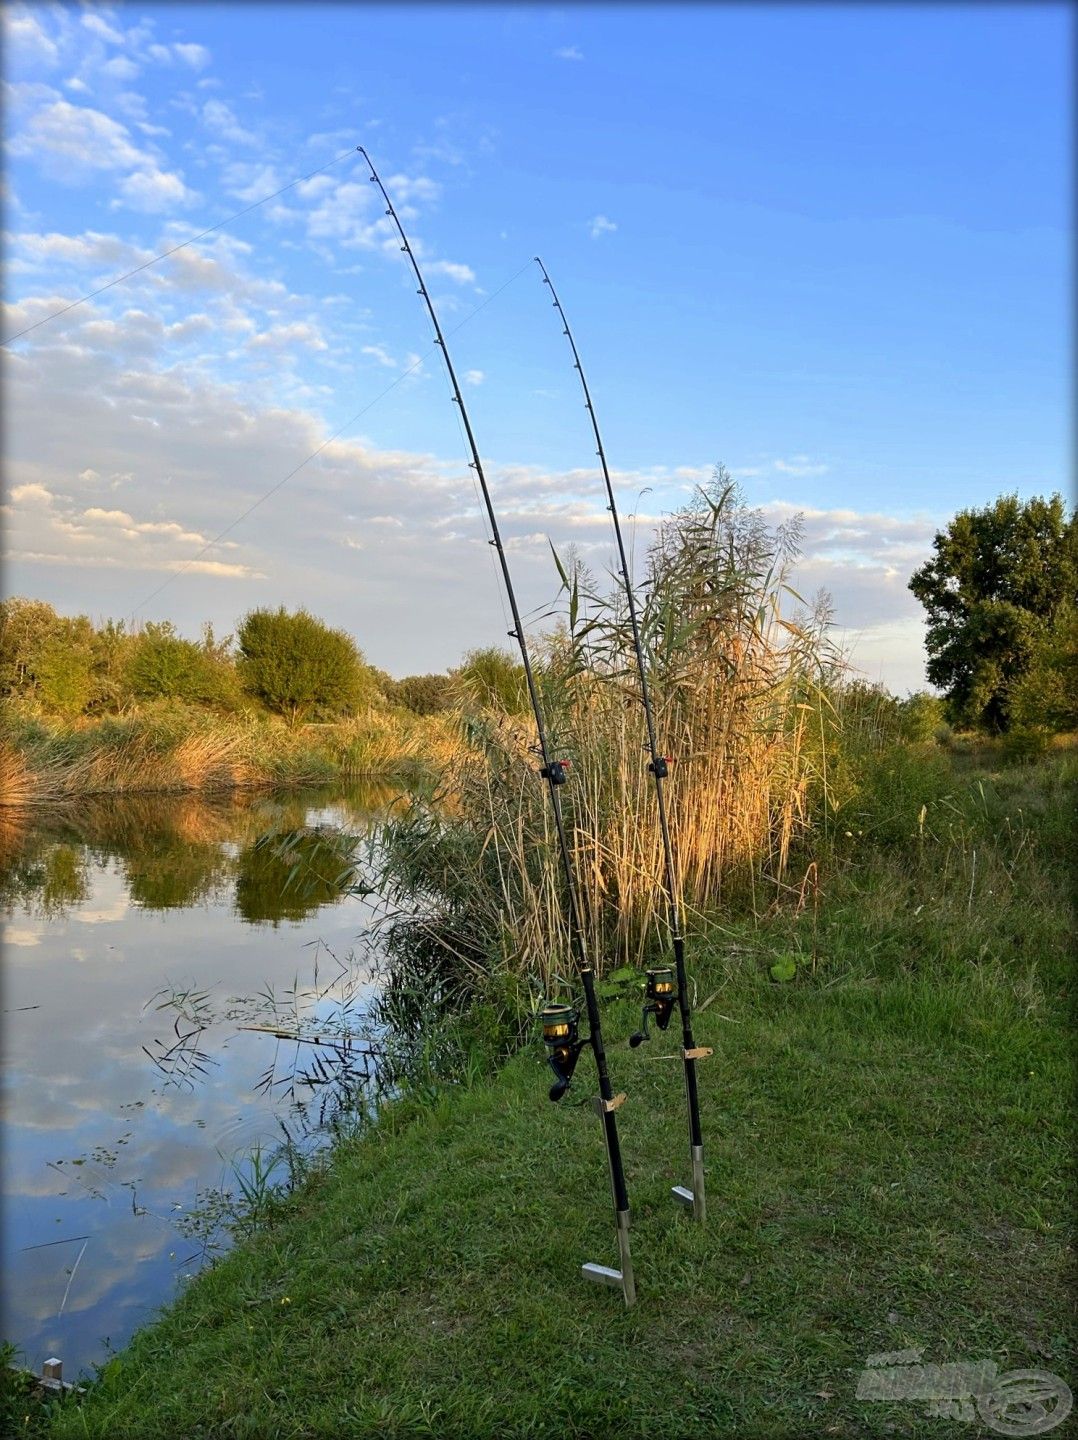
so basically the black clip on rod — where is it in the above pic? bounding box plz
[357,150,634,1304]
[534,256,710,1222]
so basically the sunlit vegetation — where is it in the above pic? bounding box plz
[0,599,458,804]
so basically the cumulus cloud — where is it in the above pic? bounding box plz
[11,99,147,172]
[426,259,476,285]
[555,45,583,61]
[117,167,196,212]
[3,266,934,689]
[173,42,210,69]
[9,99,195,212]
[247,320,328,353]
[101,54,140,82]
[588,214,617,240]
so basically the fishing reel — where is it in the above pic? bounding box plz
[628,967,677,1048]
[540,1000,589,1101]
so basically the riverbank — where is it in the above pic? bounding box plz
[0,705,455,807]
[23,746,1073,1439]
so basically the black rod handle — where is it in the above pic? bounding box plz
[581,968,630,1214]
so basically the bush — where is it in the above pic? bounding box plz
[238,607,372,726]
[999,726,1052,766]
[898,691,945,743]
[453,648,528,714]
[393,674,452,716]
[127,623,240,709]
[36,634,95,718]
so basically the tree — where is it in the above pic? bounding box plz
[0,597,66,699]
[1009,600,1078,735]
[237,607,368,726]
[126,621,240,709]
[453,647,528,714]
[908,494,1078,732]
[393,673,452,716]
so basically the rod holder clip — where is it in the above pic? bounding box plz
[592,1092,626,1115]
[683,1046,713,1060]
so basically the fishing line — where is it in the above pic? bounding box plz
[2,146,362,347]
[128,257,533,620]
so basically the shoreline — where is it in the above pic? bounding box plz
[15,747,1074,1439]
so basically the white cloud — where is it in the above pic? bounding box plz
[10,482,55,505]
[2,283,936,691]
[247,321,328,353]
[11,99,147,173]
[117,168,196,212]
[464,370,484,387]
[384,173,440,205]
[5,9,60,67]
[588,215,617,240]
[101,55,141,82]
[361,344,397,369]
[173,42,210,69]
[8,99,195,212]
[554,46,583,61]
[426,259,476,285]
[9,228,138,268]
[221,162,280,201]
[81,13,126,45]
[201,99,256,146]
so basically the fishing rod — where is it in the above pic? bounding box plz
[534,257,711,1224]
[357,149,634,1306]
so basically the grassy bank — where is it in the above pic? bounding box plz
[0,705,455,806]
[27,746,1073,1439]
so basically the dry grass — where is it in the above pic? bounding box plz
[0,704,448,807]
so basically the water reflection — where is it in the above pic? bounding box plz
[1,782,398,1379]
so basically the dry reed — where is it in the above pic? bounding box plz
[378,483,842,994]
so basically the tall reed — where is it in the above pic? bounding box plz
[376,482,841,1004]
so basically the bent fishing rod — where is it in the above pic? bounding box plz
[357,149,634,1305]
[534,257,711,1224]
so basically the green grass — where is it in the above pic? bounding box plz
[41,749,1076,1438]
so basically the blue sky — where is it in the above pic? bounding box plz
[4,3,1072,690]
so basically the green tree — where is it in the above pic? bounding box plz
[127,621,240,709]
[237,607,368,726]
[454,647,528,715]
[1009,600,1078,735]
[0,597,65,700]
[393,673,452,716]
[37,631,95,717]
[909,493,1078,732]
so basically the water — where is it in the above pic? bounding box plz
[1,783,397,1379]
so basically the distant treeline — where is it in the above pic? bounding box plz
[0,598,525,728]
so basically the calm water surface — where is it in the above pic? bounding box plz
[1,783,397,1378]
